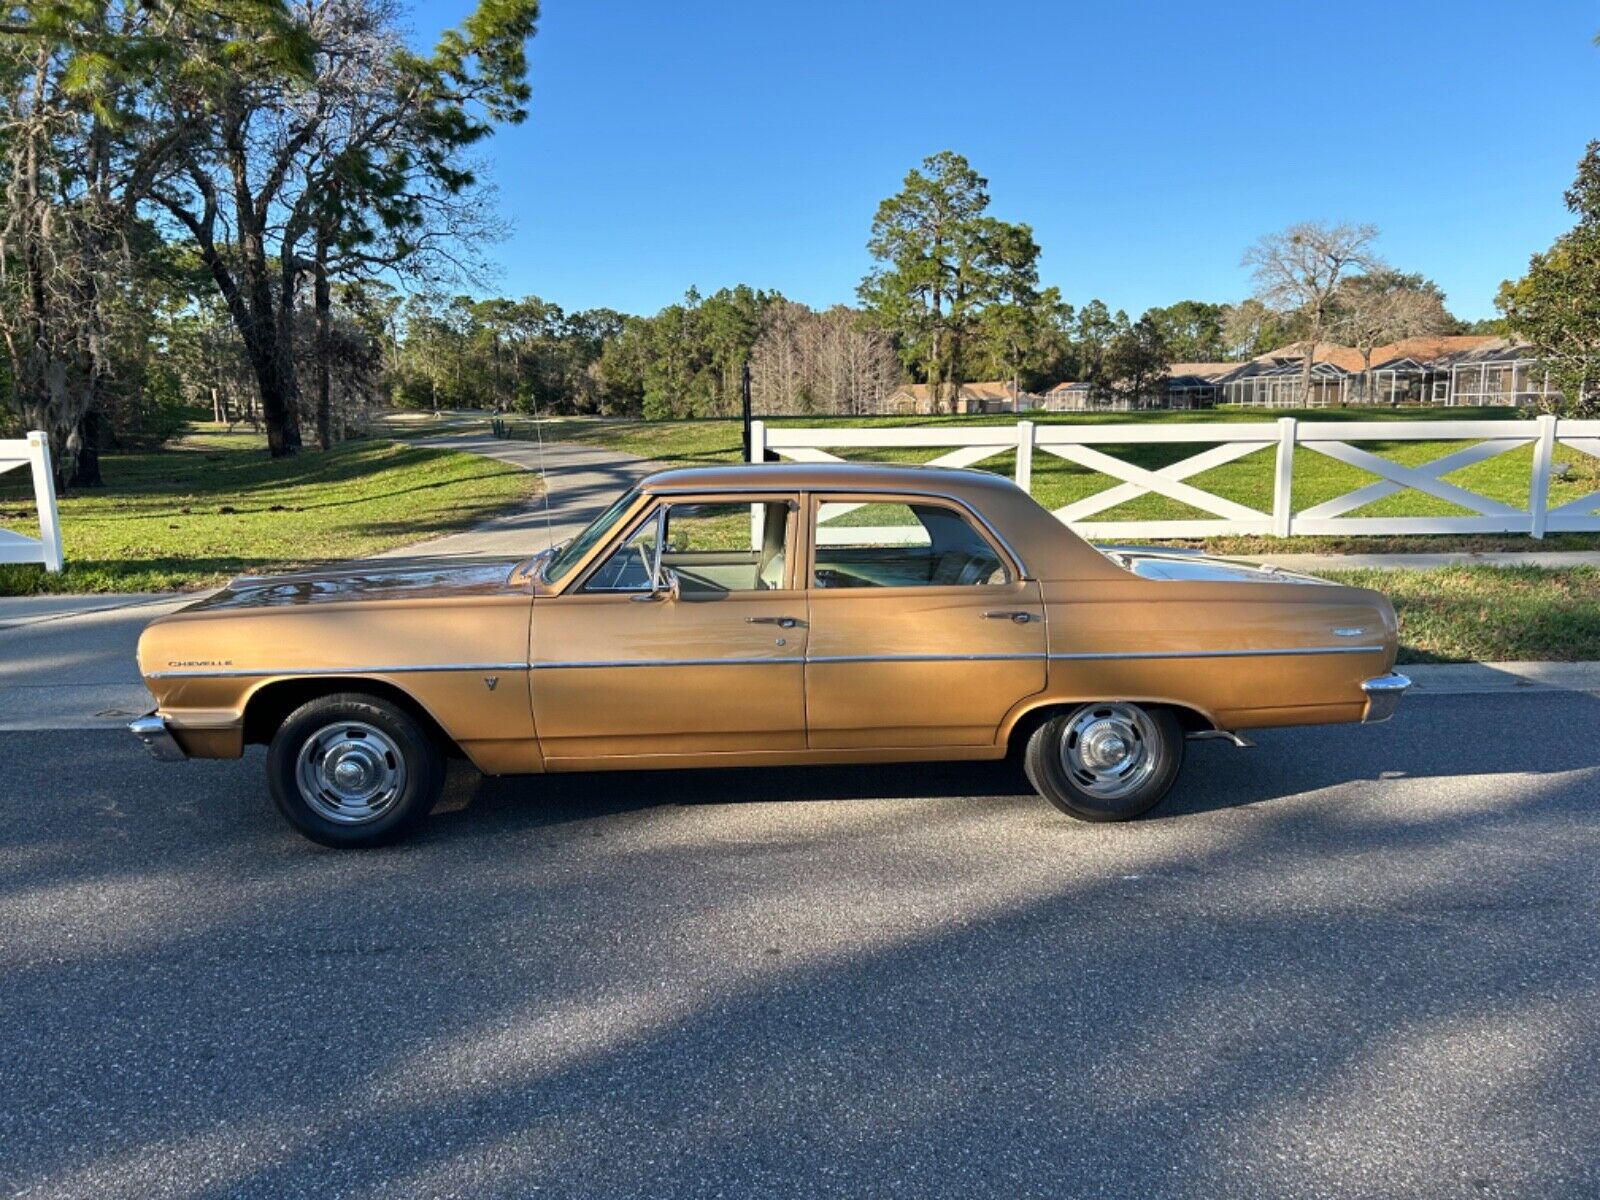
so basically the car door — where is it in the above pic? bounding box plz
[804,492,1046,749]
[530,493,808,763]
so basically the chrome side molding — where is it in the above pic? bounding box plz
[130,713,187,762]
[1360,672,1411,723]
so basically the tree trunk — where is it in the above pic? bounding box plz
[312,230,333,451]
[67,408,104,488]
[189,230,297,456]
[1297,318,1319,408]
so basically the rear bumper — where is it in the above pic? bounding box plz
[130,712,187,762]
[1360,672,1411,723]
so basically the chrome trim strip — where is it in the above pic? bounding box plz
[150,645,1385,678]
[533,656,807,670]
[145,662,530,680]
[807,652,1045,665]
[1049,645,1384,661]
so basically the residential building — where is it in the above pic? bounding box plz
[885,381,1027,414]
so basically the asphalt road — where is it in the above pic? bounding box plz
[2,691,1598,1199]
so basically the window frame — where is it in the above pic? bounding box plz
[804,491,1021,593]
[574,493,803,596]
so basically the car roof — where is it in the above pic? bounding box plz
[640,461,1023,498]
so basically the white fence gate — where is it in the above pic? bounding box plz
[750,416,1600,541]
[0,432,64,571]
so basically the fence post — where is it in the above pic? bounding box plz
[749,419,766,465]
[1015,420,1035,494]
[27,431,64,573]
[1272,417,1297,539]
[1529,413,1558,539]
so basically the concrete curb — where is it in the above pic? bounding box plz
[1241,551,1600,572]
[1399,661,1600,695]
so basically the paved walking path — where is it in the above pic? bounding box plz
[376,433,659,558]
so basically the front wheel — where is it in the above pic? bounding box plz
[1024,702,1183,822]
[266,693,443,848]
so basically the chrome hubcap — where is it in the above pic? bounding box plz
[295,721,406,825]
[1061,703,1160,800]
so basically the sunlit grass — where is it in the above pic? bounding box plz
[0,428,535,595]
[1324,566,1600,663]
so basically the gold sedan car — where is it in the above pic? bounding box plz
[131,463,1409,847]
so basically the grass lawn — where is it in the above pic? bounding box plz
[0,428,534,595]
[1323,566,1600,663]
[493,408,1600,554]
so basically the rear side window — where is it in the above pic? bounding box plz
[812,500,1010,589]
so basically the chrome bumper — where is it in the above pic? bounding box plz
[1360,672,1411,723]
[130,712,187,762]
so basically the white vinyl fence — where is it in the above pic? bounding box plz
[750,416,1600,541]
[0,432,64,571]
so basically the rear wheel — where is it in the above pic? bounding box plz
[1024,702,1183,822]
[266,693,443,848]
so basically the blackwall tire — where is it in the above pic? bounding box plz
[266,693,443,848]
[1024,702,1183,822]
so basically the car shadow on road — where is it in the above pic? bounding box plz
[3,693,1600,1198]
[423,690,1600,841]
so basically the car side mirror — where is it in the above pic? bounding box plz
[630,567,680,603]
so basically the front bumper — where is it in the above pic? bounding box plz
[1360,672,1411,723]
[130,712,187,762]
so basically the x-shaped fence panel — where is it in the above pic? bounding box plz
[1546,425,1600,533]
[1292,436,1531,535]
[753,416,1600,542]
[1039,439,1275,538]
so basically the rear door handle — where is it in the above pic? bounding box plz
[747,615,800,628]
[983,610,1033,624]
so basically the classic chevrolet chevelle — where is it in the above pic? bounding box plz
[132,462,1409,847]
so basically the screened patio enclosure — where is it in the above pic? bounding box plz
[1220,361,1350,407]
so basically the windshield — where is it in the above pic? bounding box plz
[542,487,642,583]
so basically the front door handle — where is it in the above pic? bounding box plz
[983,610,1033,624]
[747,615,800,628]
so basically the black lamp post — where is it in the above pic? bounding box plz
[740,358,753,462]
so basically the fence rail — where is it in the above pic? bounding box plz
[0,432,64,571]
[750,416,1600,541]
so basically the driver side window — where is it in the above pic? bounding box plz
[582,499,794,594]
[584,509,661,592]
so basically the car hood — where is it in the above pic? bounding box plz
[1099,547,1334,585]
[179,555,531,612]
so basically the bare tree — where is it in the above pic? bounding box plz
[1243,221,1378,403]
[1330,270,1452,398]
[750,304,900,415]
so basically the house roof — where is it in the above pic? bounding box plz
[1166,362,1238,381]
[1371,335,1504,363]
[887,381,1020,402]
[1253,342,1368,372]
[1256,336,1528,372]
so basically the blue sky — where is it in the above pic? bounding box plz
[412,0,1600,321]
